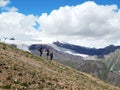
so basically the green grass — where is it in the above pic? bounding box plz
[21,82,29,87]
[0,84,11,89]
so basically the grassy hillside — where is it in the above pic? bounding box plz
[0,43,120,90]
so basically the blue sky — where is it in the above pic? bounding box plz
[0,0,120,48]
[9,0,120,15]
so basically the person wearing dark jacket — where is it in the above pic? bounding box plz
[38,46,43,56]
[46,48,50,58]
[50,52,53,60]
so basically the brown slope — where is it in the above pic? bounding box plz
[0,42,120,90]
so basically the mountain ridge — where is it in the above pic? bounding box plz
[53,41,120,56]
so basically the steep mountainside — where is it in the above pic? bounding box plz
[103,49,120,74]
[65,48,120,87]
[68,59,120,87]
[0,43,119,90]
[70,60,109,80]
[101,49,120,86]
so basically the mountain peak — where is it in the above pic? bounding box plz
[10,37,15,40]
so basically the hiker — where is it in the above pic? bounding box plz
[50,52,53,60]
[38,46,43,56]
[46,48,50,58]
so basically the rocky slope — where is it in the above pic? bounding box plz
[0,42,119,90]
[103,49,120,74]
[65,49,120,87]
[101,49,120,86]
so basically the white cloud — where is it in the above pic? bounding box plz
[0,12,39,40]
[38,1,120,48]
[0,0,10,7]
[3,6,18,12]
[0,0,18,12]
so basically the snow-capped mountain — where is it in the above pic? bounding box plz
[49,43,89,58]
[53,41,120,56]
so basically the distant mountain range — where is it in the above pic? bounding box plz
[1,38,120,57]
[54,41,120,56]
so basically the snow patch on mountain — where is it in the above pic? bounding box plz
[50,44,89,57]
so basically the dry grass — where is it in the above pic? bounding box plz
[0,42,120,90]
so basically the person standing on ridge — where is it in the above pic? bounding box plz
[50,52,53,60]
[38,46,43,56]
[46,48,50,58]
